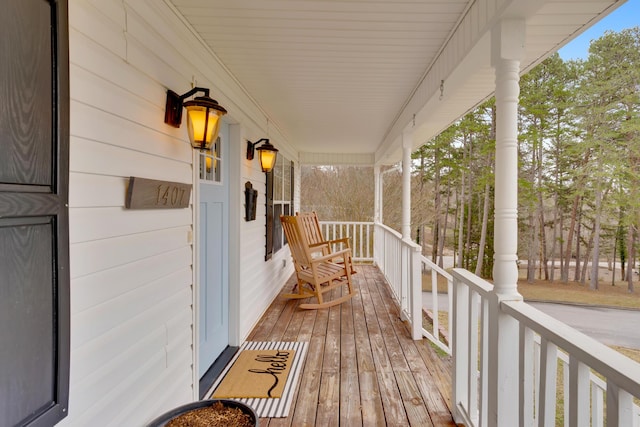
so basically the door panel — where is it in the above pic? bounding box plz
[198,196,227,375]
[198,128,229,377]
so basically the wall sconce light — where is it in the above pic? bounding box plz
[246,138,279,173]
[164,87,227,150]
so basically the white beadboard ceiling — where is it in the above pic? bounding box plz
[168,0,623,163]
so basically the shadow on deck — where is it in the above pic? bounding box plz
[247,264,457,426]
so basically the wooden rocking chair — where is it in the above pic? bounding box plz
[296,211,356,274]
[280,215,356,309]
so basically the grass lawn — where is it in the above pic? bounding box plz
[518,278,640,310]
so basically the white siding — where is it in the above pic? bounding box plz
[65,0,194,424]
[238,147,296,339]
[64,0,295,425]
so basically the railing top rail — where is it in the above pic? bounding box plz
[451,268,493,295]
[374,222,421,251]
[502,300,640,397]
[420,255,453,282]
[320,221,374,226]
[375,222,402,239]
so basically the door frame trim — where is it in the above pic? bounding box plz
[191,125,241,399]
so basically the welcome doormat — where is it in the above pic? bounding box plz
[213,349,296,398]
[208,341,308,418]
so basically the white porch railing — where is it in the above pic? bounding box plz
[319,221,374,262]
[372,223,423,340]
[321,220,453,349]
[451,268,640,427]
[320,220,640,426]
[420,255,453,354]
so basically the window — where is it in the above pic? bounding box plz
[198,137,222,183]
[266,154,294,260]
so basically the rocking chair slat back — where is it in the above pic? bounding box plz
[296,211,325,250]
[280,215,312,267]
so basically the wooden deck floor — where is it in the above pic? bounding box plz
[247,265,457,426]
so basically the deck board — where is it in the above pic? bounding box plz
[245,265,456,426]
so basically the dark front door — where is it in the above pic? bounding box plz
[0,1,70,426]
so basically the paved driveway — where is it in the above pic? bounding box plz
[528,302,640,349]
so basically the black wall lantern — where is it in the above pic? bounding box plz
[246,138,279,173]
[164,87,227,150]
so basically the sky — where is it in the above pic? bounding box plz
[557,0,640,60]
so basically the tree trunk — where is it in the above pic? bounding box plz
[574,203,583,282]
[562,194,580,283]
[457,140,467,269]
[457,188,464,269]
[590,184,602,290]
[537,133,549,280]
[465,177,473,270]
[612,227,618,286]
[432,149,441,263]
[559,205,564,282]
[581,223,594,285]
[438,179,451,268]
[527,212,537,283]
[627,226,635,292]
[475,182,490,276]
[550,192,559,282]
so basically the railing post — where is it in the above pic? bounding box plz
[488,18,525,427]
[452,274,470,423]
[410,244,422,340]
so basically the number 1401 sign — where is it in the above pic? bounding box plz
[125,177,192,209]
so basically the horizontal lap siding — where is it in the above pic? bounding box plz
[63,0,196,424]
[238,165,295,339]
[64,0,298,425]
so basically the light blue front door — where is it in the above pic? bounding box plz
[198,125,229,377]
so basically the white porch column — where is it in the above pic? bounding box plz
[374,165,382,224]
[487,18,525,427]
[401,130,412,240]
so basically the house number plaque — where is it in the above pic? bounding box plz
[125,177,191,209]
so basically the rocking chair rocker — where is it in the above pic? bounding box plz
[280,214,356,309]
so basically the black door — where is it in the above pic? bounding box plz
[0,1,70,426]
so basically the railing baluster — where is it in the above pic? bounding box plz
[607,381,635,427]
[538,338,558,427]
[431,268,439,340]
[480,297,489,427]
[519,326,535,427]
[568,356,589,427]
[592,385,604,427]
[468,290,480,425]
[453,276,470,420]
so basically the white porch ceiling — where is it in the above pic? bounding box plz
[168,0,623,164]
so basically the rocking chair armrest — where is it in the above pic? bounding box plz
[309,247,352,264]
[325,237,351,247]
[309,238,351,250]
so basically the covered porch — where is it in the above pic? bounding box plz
[26,0,636,426]
[246,264,456,426]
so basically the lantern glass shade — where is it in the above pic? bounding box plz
[185,104,224,150]
[257,145,278,172]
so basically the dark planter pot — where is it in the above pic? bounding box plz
[147,399,258,427]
